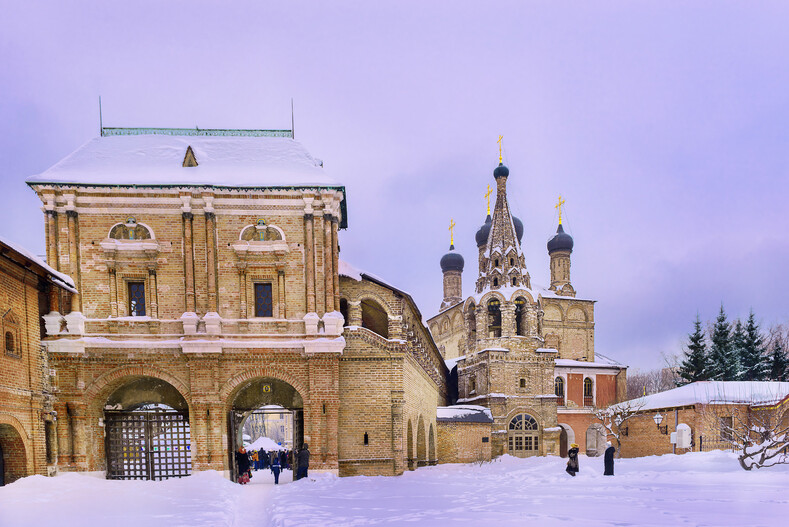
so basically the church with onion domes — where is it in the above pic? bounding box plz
[428,151,628,459]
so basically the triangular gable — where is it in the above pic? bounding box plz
[182,146,198,167]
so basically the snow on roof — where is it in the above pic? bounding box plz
[0,235,76,291]
[245,436,287,452]
[436,405,493,423]
[27,133,339,188]
[554,357,624,369]
[617,381,789,412]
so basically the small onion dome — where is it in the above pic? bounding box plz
[494,163,509,179]
[547,224,574,253]
[513,216,524,243]
[475,214,492,247]
[440,244,465,273]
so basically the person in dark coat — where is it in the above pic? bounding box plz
[235,447,251,484]
[603,441,616,476]
[296,443,310,480]
[270,453,281,484]
[566,443,580,476]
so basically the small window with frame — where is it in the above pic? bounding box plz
[128,282,146,316]
[254,283,274,317]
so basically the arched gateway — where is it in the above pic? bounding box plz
[227,377,305,482]
[103,376,192,480]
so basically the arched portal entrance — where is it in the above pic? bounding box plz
[507,413,540,457]
[228,377,304,483]
[103,376,191,480]
[558,424,575,458]
[0,424,27,486]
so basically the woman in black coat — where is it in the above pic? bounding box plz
[566,443,580,476]
[603,441,616,476]
[235,447,251,484]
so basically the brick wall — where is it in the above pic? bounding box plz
[436,421,492,463]
[0,243,61,482]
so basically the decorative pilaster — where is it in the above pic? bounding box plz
[304,213,316,313]
[108,267,118,317]
[331,217,340,311]
[148,268,159,319]
[277,266,286,319]
[205,211,218,312]
[182,211,196,312]
[66,210,81,311]
[45,209,58,270]
[237,267,247,318]
[323,214,334,313]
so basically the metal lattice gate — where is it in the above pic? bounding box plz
[105,410,192,480]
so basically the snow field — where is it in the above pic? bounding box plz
[1,451,786,527]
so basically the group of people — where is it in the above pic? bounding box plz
[234,443,310,485]
[566,441,616,477]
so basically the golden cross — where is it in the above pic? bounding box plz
[448,218,456,246]
[555,195,566,225]
[497,135,503,164]
[484,185,493,215]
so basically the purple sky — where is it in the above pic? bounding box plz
[2,1,788,371]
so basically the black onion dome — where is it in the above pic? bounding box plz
[547,224,574,253]
[494,163,509,179]
[475,215,492,247]
[513,216,524,242]
[440,245,465,272]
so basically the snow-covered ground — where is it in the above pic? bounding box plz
[1,452,786,526]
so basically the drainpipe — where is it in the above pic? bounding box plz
[673,408,678,454]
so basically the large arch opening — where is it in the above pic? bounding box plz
[361,298,389,338]
[487,299,501,338]
[103,376,191,481]
[0,423,27,486]
[228,377,304,485]
[557,423,576,458]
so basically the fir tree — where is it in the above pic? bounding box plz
[740,310,768,381]
[767,339,789,382]
[677,314,709,385]
[707,305,738,380]
[730,320,746,381]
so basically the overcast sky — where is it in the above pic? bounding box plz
[2,1,788,371]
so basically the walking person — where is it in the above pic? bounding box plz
[235,447,251,484]
[270,453,281,484]
[565,443,580,477]
[296,443,310,480]
[603,441,616,476]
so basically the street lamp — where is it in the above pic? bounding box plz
[653,412,667,435]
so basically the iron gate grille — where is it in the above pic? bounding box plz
[105,410,192,480]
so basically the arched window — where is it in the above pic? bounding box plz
[339,298,349,326]
[487,299,501,338]
[240,221,284,242]
[361,299,389,338]
[555,377,565,406]
[468,303,477,343]
[583,378,594,406]
[514,297,527,336]
[586,424,606,457]
[508,414,540,456]
[5,331,14,353]
[109,218,152,240]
